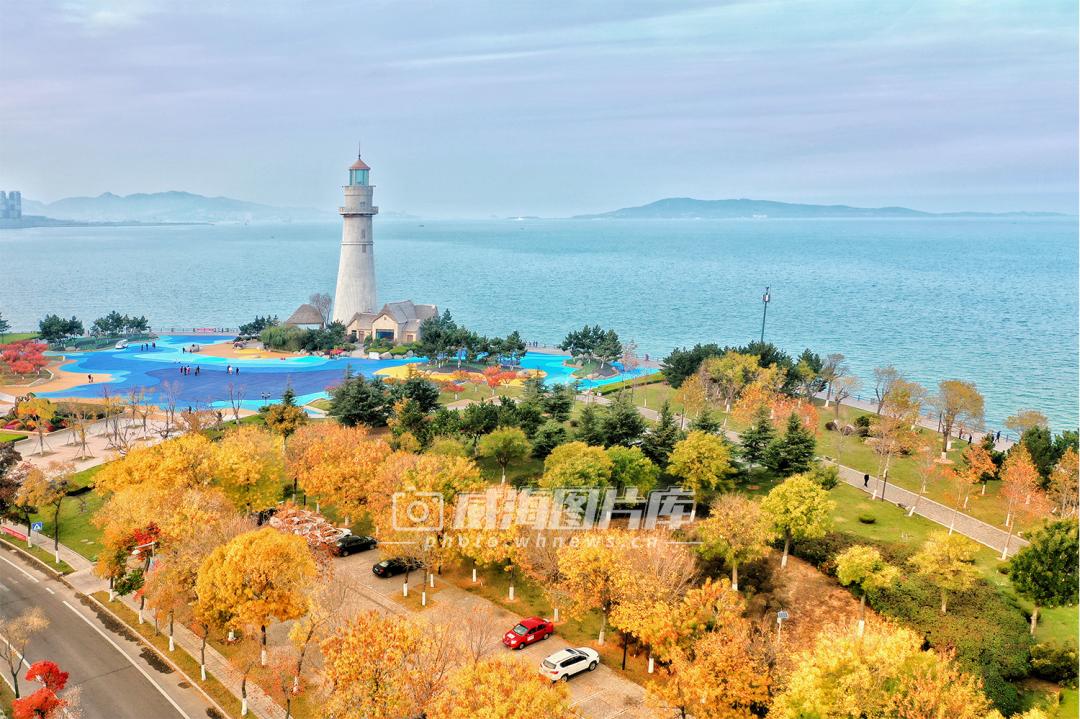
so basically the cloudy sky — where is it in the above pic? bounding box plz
[1,0,1076,216]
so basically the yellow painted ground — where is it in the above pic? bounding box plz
[374,364,544,385]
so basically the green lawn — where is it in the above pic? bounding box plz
[22,465,106,562]
[0,430,27,443]
[1,332,39,343]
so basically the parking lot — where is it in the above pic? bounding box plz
[333,549,652,719]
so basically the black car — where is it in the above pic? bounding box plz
[332,534,377,557]
[372,557,423,578]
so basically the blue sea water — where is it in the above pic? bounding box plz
[1,217,1076,428]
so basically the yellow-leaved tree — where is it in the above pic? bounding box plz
[287,424,393,520]
[909,530,979,614]
[556,530,630,645]
[195,527,317,665]
[95,432,216,494]
[213,425,285,513]
[695,494,773,591]
[667,431,735,494]
[834,544,899,636]
[426,656,581,719]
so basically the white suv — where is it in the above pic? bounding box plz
[539,647,600,682]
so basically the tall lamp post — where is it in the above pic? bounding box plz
[759,287,771,344]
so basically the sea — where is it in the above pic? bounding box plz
[1,217,1077,430]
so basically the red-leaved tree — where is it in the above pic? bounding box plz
[1,341,49,376]
[12,660,69,719]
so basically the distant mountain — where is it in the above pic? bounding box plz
[574,197,1068,219]
[22,191,334,223]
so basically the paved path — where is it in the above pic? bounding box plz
[0,545,213,719]
[581,393,1026,557]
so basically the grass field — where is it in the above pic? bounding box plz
[0,332,39,343]
[21,464,106,562]
[0,430,27,443]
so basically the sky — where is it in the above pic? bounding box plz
[0,0,1076,217]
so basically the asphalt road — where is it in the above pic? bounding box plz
[0,547,214,719]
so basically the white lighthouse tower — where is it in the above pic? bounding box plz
[332,149,378,324]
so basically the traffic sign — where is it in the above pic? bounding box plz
[31,522,43,532]
[777,610,789,622]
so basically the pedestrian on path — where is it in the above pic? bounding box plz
[863,473,870,488]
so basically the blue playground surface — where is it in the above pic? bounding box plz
[37,335,656,409]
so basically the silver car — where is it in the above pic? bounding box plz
[538,647,600,682]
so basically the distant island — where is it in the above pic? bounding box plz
[19,191,334,224]
[574,197,1069,220]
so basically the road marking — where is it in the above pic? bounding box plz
[44,586,55,594]
[62,601,193,719]
[0,552,39,582]
[0,581,9,592]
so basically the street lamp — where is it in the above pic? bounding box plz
[759,287,771,344]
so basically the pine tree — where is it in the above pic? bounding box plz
[576,404,607,446]
[764,413,817,476]
[739,405,775,468]
[691,409,722,434]
[601,393,646,447]
[642,401,683,468]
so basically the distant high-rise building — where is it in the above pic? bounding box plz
[0,191,21,219]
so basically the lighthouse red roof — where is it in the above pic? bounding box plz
[349,157,370,171]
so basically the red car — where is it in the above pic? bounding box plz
[502,617,554,649]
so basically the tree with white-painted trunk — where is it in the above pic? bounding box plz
[696,494,772,591]
[1007,521,1078,636]
[1000,445,1049,558]
[932,380,984,457]
[909,531,979,614]
[761,474,834,569]
[835,545,899,636]
[0,607,48,698]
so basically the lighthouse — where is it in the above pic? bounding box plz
[332,149,379,324]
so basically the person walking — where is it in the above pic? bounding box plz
[87,374,93,383]
[863,473,870,488]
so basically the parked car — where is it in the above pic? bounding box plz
[372,557,423,578]
[539,648,599,682]
[332,534,377,557]
[502,617,554,649]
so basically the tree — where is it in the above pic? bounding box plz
[427,657,579,719]
[738,404,775,468]
[774,622,991,719]
[264,387,308,448]
[909,530,980,614]
[605,445,659,495]
[872,365,902,414]
[947,444,996,520]
[831,374,861,418]
[641,401,682,467]
[0,608,48,698]
[328,369,392,426]
[1004,409,1048,439]
[540,441,613,489]
[702,351,761,412]
[16,397,56,456]
[764,412,816,477]
[11,660,72,719]
[308,292,332,327]
[999,445,1048,558]
[557,532,628,644]
[321,612,448,719]
[213,425,285,513]
[477,427,532,484]
[0,312,9,342]
[761,474,835,568]
[575,403,606,446]
[601,392,647,446]
[819,352,848,406]
[195,527,317,665]
[459,401,498,449]
[673,373,707,429]
[1007,520,1079,635]
[835,545,899,636]
[667,431,734,494]
[15,461,73,556]
[1,340,48,376]
[531,420,568,459]
[36,314,81,344]
[933,380,985,456]
[1048,447,1079,518]
[696,494,771,591]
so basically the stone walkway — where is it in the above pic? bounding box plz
[581,393,1026,557]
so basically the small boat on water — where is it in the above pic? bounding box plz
[115,339,129,349]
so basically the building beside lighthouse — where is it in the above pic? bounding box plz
[287,149,436,345]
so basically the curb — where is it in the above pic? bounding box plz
[82,592,238,719]
[0,536,68,579]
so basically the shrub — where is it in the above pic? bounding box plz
[853,415,872,437]
[824,420,838,431]
[857,513,876,524]
[809,463,839,490]
[1030,642,1079,687]
[388,345,410,356]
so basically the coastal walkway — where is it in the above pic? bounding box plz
[580,393,1027,557]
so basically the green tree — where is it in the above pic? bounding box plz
[605,446,659,495]
[575,403,606,445]
[540,441,613,489]
[37,315,82,344]
[477,427,532,484]
[1020,426,1059,482]
[264,387,308,449]
[459,402,499,449]
[667,431,734,495]
[328,369,391,427]
[739,405,775,468]
[696,494,772,591]
[764,413,816,477]
[909,531,980,614]
[542,384,574,422]
[690,409,722,434]
[641,401,682,467]
[761,474,835,569]
[531,420,568,459]
[601,393,646,447]
[835,545,899,635]
[0,312,10,343]
[1007,521,1079,635]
